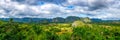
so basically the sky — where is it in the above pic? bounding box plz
[0,0,120,20]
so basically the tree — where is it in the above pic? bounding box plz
[9,18,13,23]
[0,20,3,24]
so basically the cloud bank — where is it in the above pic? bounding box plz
[0,0,120,20]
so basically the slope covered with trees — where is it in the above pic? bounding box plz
[0,18,120,40]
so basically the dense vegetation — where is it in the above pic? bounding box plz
[0,18,120,40]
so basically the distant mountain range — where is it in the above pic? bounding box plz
[0,16,120,23]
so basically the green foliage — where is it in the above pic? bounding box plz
[9,18,14,23]
[73,26,115,40]
[0,20,120,40]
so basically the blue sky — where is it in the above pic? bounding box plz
[0,0,120,20]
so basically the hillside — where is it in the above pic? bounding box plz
[0,18,120,40]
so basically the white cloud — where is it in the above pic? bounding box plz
[0,0,120,20]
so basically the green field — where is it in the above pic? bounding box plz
[0,20,120,40]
